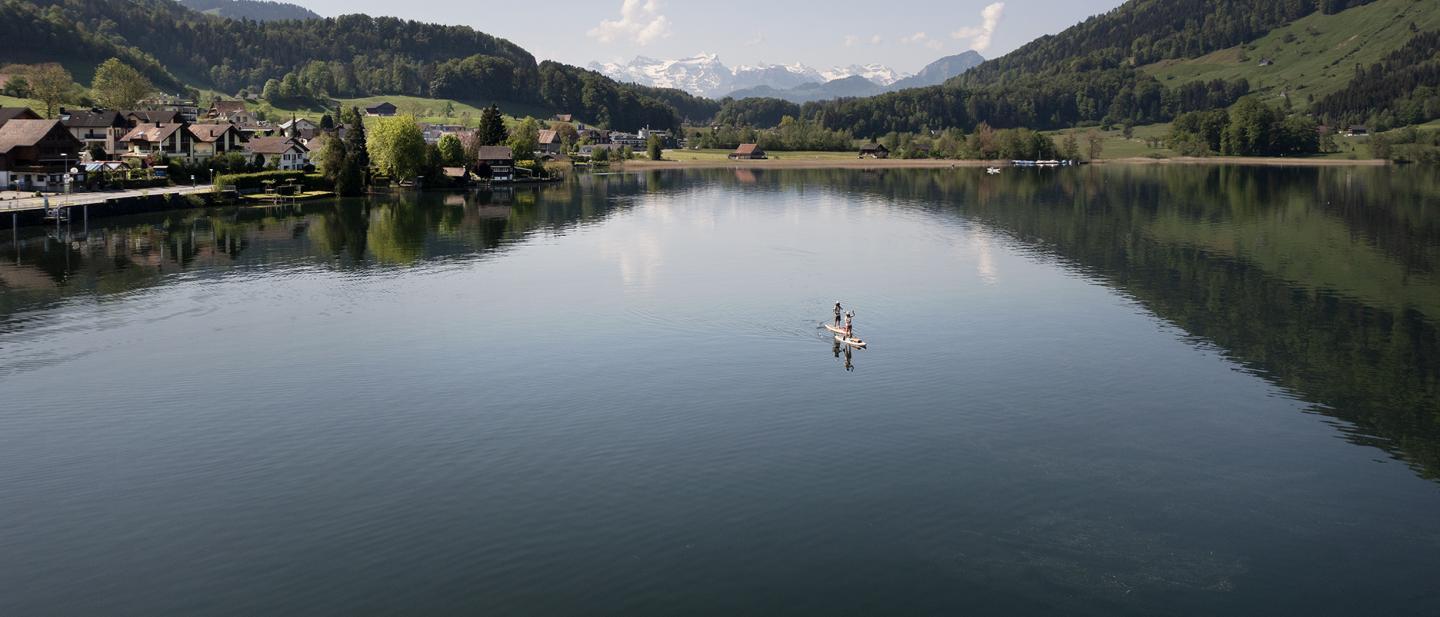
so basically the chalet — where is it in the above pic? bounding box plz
[859,143,890,159]
[420,123,465,144]
[0,106,41,129]
[553,114,573,123]
[475,145,514,182]
[124,110,182,127]
[0,119,86,190]
[537,129,562,156]
[137,96,200,122]
[60,108,130,157]
[1344,126,1369,137]
[279,117,319,133]
[365,102,398,117]
[120,122,194,161]
[729,144,767,160]
[208,100,255,125]
[189,123,245,159]
[244,136,310,170]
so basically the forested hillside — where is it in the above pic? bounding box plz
[0,0,694,131]
[177,0,318,21]
[801,0,1431,137]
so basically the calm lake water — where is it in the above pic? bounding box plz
[2,166,1438,615]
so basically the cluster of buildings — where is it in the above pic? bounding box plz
[1,98,322,191]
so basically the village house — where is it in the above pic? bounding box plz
[244,135,310,170]
[729,144,767,160]
[420,123,466,144]
[0,118,86,191]
[120,122,194,161]
[537,129,562,156]
[137,96,200,123]
[577,143,618,158]
[609,131,645,147]
[0,106,41,129]
[1344,125,1369,137]
[59,108,130,158]
[475,145,514,182]
[859,143,890,159]
[552,114,573,123]
[188,123,245,160]
[207,100,255,125]
[365,102,398,117]
[125,110,182,127]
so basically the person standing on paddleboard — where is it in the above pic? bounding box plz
[834,301,844,326]
[843,311,854,339]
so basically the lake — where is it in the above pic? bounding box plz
[2,166,1438,616]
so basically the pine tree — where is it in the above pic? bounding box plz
[343,106,369,186]
[478,104,508,146]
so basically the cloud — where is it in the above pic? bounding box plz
[745,32,766,47]
[899,32,945,50]
[844,33,884,47]
[951,2,1005,52]
[588,0,672,45]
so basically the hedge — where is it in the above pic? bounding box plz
[214,171,327,192]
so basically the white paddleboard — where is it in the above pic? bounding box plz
[835,334,867,348]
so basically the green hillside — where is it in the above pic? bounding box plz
[0,0,694,131]
[1144,0,1440,109]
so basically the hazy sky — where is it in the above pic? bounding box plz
[287,0,1125,72]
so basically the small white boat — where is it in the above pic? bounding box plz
[986,167,1001,175]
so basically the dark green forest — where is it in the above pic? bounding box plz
[0,0,696,131]
[1,0,1435,138]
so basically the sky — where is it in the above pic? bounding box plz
[287,0,1126,73]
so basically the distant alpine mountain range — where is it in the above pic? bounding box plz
[588,53,917,99]
[589,51,983,102]
[726,52,987,103]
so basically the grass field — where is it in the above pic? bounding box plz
[1144,0,1440,110]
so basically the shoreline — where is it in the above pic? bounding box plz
[618,156,1389,170]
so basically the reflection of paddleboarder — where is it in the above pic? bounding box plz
[843,344,854,372]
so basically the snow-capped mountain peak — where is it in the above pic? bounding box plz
[589,54,908,98]
[820,64,907,87]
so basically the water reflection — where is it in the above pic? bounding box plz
[2,165,1438,482]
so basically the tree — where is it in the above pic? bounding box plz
[437,133,465,167]
[343,106,369,185]
[367,115,426,181]
[91,58,154,110]
[86,143,107,162]
[1086,130,1105,160]
[316,134,348,180]
[319,113,334,130]
[28,64,74,118]
[478,103,508,146]
[2,75,30,98]
[646,135,663,161]
[592,146,611,162]
[507,117,540,159]
[1059,132,1081,160]
[261,79,280,101]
